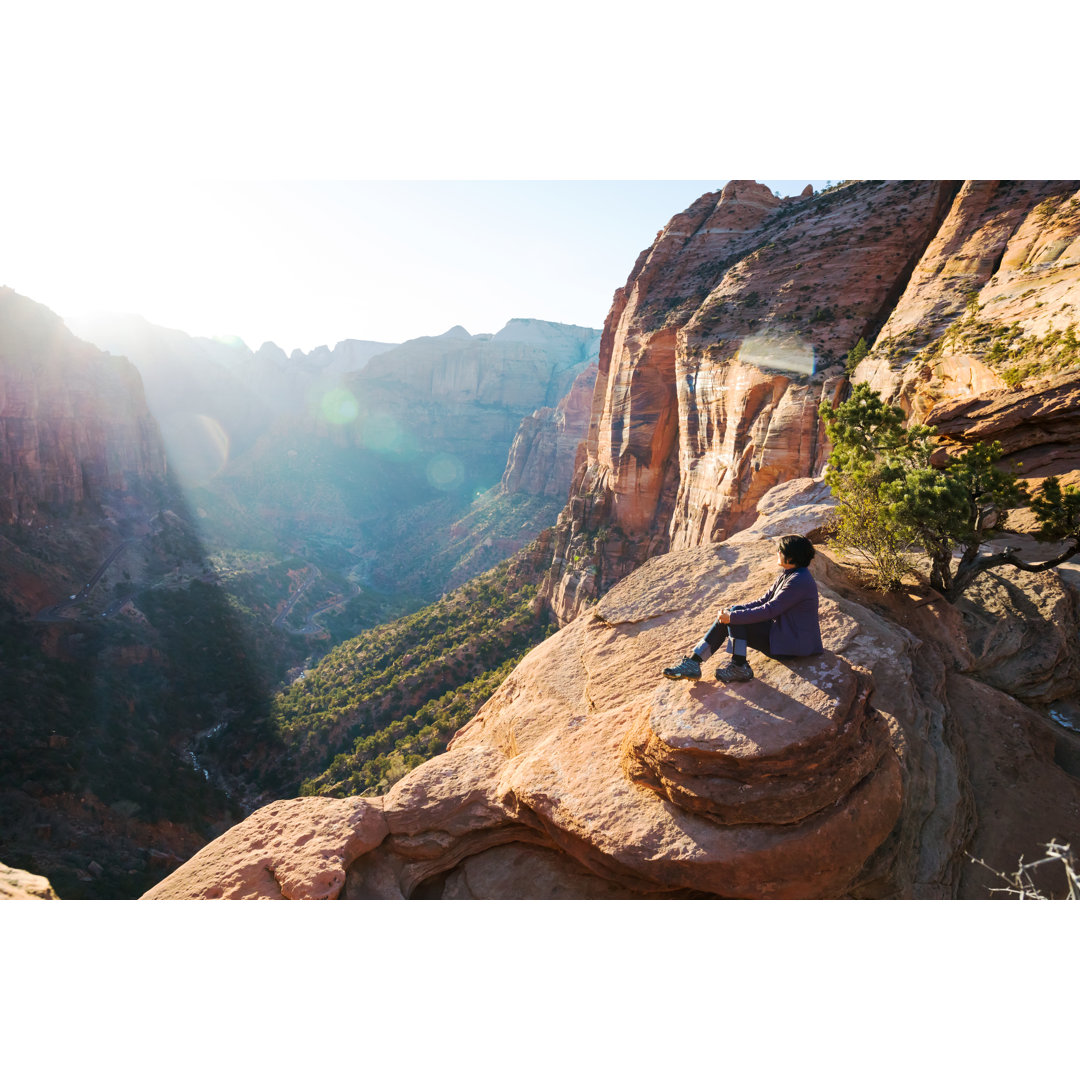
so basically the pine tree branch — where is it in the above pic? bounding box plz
[947,539,1080,600]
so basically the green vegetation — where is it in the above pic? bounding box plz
[820,383,1080,600]
[300,654,525,797]
[844,337,869,374]
[262,544,554,796]
[913,301,1080,389]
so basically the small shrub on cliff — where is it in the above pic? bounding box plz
[843,337,869,375]
[820,384,1080,600]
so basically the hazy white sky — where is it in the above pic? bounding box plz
[0,2,1068,358]
[1,179,825,352]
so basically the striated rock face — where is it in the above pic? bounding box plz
[543,180,962,623]
[0,289,166,525]
[853,180,1080,480]
[352,319,600,469]
[501,362,597,498]
[541,180,1080,626]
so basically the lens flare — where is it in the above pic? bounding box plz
[160,412,230,486]
[361,413,404,453]
[426,454,465,491]
[736,332,816,375]
[320,388,360,425]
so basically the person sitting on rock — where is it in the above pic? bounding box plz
[663,533,823,683]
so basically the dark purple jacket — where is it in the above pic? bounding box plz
[727,566,823,656]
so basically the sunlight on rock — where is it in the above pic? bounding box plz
[737,332,816,375]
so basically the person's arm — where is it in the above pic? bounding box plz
[719,574,781,621]
[726,572,813,624]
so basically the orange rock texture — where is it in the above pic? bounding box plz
[141,181,1080,901]
[144,478,1080,899]
[0,860,59,900]
[0,288,166,526]
[542,180,1080,625]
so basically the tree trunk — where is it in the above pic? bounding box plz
[944,540,1080,602]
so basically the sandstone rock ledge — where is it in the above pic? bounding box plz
[0,861,60,900]
[145,530,904,900]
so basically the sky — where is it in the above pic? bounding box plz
[1,178,826,352]
[2,4,1072,357]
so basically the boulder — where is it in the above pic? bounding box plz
[0,861,59,900]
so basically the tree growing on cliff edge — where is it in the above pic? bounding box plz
[819,383,1080,601]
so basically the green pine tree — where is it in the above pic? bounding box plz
[820,384,1080,600]
[844,336,869,374]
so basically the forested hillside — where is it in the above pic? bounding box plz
[245,537,557,799]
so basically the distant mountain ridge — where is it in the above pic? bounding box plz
[63,311,397,468]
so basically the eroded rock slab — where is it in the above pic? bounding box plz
[625,654,890,826]
[0,861,59,900]
[143,796,388,899]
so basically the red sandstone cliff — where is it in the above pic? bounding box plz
[541,180,1080,625]
[136,181,1080,901]
[0,288,166,527]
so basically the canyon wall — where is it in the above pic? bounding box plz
[350,319,600,472]
[134,179,1080,901]
[65,310,397,475]
[0,288,166,527]
[543,180,1080,624]
[500,361,597,499]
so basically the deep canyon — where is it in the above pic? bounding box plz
[4,180,1080,899]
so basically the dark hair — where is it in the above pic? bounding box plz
[777,534,815,568]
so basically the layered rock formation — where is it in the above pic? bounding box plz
[543,180,1080,625]
[853,180,1080,482]
[500,362,597,498]
[349,319,600,473]
[0,289,166,526]
[143,479,1080,900]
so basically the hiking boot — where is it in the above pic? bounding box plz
[716,660,754,683]
[663,655,701,680]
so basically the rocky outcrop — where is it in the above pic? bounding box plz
[0,289,166,526]
[142,478,1080,900]
[853,180,1080,479]
[543,180,963,623]
[351,320,600,472]
[541,181,1080,627]
[501,362,597,498]
[0,861,59,900]
[142,796,388,899]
